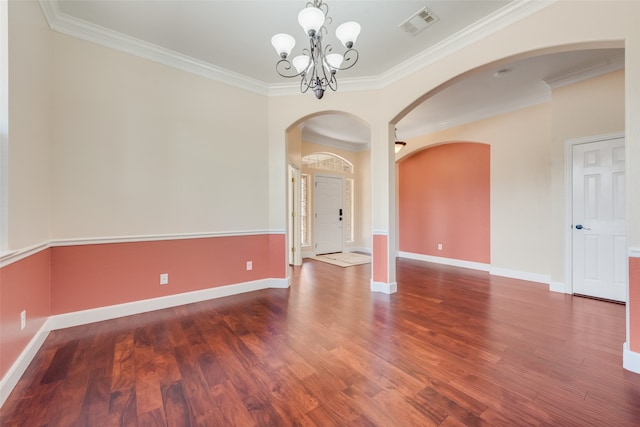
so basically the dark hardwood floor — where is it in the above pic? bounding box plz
[2,258,640,426]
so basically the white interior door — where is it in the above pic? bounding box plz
[314,174,343,255]
[572,137,626,302]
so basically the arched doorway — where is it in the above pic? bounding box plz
[285,112,371,266]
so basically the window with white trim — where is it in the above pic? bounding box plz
[302,152,353,174]
[301,174,310,246]
[345,178,354,243]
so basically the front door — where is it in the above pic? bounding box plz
[314,174,343,255]
[572,136,626,302]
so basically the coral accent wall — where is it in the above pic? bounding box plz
[269,233,287,279]
[50,234,285,315]
[373,234,388,283]
[399,142,490,263]
[0,250,51,378]
[630,257,640,353]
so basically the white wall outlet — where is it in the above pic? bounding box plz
[160,273,169,285]
[246,261,253,271]
[437,243,443,251]
[20,310,26,330]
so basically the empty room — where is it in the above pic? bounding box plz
[1,0,640,425]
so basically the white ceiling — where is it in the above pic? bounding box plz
[45,1,624,151]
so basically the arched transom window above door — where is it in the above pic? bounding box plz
[302,152,354,174]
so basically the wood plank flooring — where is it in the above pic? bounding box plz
[2,258,640,426]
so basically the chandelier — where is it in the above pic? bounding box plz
[271,0,361,99]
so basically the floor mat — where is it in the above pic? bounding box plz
[308,252,372,267]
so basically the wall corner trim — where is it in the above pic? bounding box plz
[549,281,568,294]
[0,319,52,408]
[623,342,640,374]
[370,280,397,294]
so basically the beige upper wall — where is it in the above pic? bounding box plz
[550,69,625,281]
[268,90,383,232]
[50,33,270,239]
[286,126,302,169]
[7,0,52,249]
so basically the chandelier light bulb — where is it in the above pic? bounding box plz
[298,6,325,36]
[325,53,344,72]
[271,33,296,58]
[292,55,312,74]
[336,21,361,48]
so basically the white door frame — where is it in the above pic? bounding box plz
[563,131,625,296]
[287,163,302,266]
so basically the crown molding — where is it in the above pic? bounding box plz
[39,0,552,97]
[545,55,625,89]
[37,0,269,96]
[377,0,555,87]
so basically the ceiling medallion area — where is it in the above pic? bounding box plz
[271,0,361,99]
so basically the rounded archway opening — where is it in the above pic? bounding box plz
[284,111,372,267]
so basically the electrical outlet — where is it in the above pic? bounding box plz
[160,273,169,285]
[246,261,253,271]
[437,243,443,251]
[20,310,26,330]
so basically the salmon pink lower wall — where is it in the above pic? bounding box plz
[269,233,286,279]
[0,249,51,378]
[630,256,640,353]
[51,234,285,315]
[373,234,388,283]
[398,142,490,263]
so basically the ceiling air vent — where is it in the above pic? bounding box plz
[399,7,439,36]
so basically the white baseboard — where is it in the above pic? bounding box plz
[50,278,288,330]
[489,267,550,285]
[269,277,290,289]
[623,342,640,374]
[0,319,52,408]
[370,280,397,294]
[0,277,289,408]
[398,251,551,286]
[549,281,568,293]
[398,251,490,272]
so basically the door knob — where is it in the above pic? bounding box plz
[575,224,591,230]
